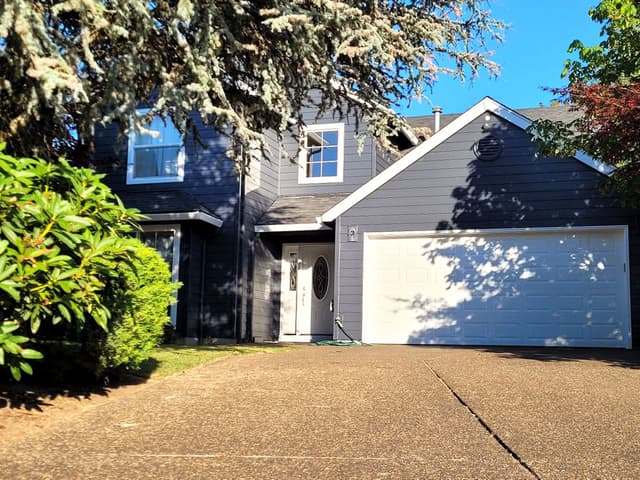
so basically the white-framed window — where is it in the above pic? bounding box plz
[137,224,181,326]
[298,123,344,184]
[127,109,185,184]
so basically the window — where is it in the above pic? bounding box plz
[137,225,181,326]
[298,123,344,184]
[127,110,185,184]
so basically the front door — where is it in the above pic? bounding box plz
[280,243,334,339]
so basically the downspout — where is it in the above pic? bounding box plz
[233,148,246,343]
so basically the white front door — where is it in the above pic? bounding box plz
[280,243,334,340]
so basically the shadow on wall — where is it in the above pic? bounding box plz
[378,121,626,346]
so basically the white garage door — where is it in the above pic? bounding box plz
[363,227,631,348]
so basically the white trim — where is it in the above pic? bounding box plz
[321,97,614,223]
[361,231,373,345]
[139,224,181,327]
[278,334,333,343]
[623,226,633,348]
[298,123,345,184]
[142,211,223,228]
[362,224,631,348]
[254,223,330,233]
[126,109,186,185]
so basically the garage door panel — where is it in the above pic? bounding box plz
[557,296,583,310]
[588,295,618,310]
[494,323,523,339]
[591,325,624,341]
[364,228,630,348]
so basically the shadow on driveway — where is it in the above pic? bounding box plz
[479,346,640,369]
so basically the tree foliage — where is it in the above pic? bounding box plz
[531,0,640,203]
[0,1,504,165]
[0,146,139,380]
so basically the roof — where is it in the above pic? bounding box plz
[114,190,223,228]
[406,104,580,132]
[321,97,613,223]
[255,194,347,232]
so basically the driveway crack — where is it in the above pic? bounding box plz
[423,360,542,480]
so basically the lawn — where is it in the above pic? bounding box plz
[140,344,291,378]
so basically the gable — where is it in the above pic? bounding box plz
[338,112,621,231]
[321,97,613,223]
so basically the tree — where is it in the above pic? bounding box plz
[1,1,504,166]
[531,0,640,203]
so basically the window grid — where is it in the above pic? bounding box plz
[127,110,185,184]
[298,123,344,184]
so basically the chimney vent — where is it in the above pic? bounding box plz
[432,106,442,132]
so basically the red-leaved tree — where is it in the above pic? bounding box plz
[531,0,640,204]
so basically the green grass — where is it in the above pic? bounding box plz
[139,344,290,378]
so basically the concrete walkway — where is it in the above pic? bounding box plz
[2,345,639,479]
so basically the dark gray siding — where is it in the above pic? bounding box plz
[259,128,280,199]
[96,116,242,340]
[250,235,282,341]
[336,112,640,343]
[242,129,281,341]
[278,106,375,196]
[375,141,397,175]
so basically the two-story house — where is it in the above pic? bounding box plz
[96,96,640,349]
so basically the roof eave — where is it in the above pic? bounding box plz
[141,211,223,228]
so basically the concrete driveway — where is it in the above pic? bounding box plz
[2,345,640,479]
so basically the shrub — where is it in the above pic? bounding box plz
[0,146,139,380]
[95,242,181,374]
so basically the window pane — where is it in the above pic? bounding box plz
[322,161,338,177]
[134,146,179,178]
[135,116,181,146]
[134,149,160,177]
[310,162,322,177]
[306,131,323,148]
[323,146,338,161]
[322,130,338,146]
[138,231,174,271]
[161,119,182,145]
[155,231,175,268]
[159,147,179,176]
[139,232,157,248]
[308,148,322,162]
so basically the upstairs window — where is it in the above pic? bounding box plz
[298,123,344,184]
[127,110,185,184]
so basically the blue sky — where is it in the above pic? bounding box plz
[397,1,603,117]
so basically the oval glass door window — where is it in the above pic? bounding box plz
[312,256,329,299]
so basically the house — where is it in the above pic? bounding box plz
[96,96,639,348]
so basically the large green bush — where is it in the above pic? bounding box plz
[0,146,139,380]
[95,242,180,374]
